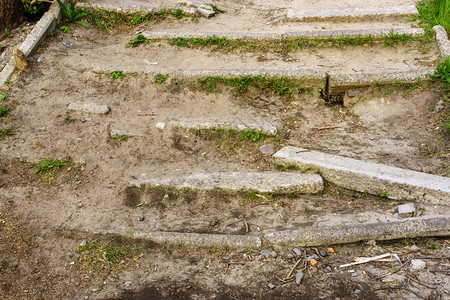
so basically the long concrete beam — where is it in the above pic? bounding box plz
[272,146,450,203]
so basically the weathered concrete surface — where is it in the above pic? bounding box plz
[75,2,198,15]
[109,126,144,137]
[272,146,450,203]
[197,7,215,17]
[287,5,418,21]
[143,28,424,40]
[130,172,324,194]
[91,229,262,249]
[68,102,111,114]
[434,25,450,58]
[265,216,450,246]
[170,120,278,135]
[329,70,433,94]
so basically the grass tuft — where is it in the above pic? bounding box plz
[155,73,169,84]
[0,127,15,140]
[36,158,68,174]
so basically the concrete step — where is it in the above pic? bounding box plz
[287,5,418,21]
[130,172,324,194]
[273,146,450,203]
[142,28,425,40]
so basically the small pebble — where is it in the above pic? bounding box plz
[292,248,302,256]
[222,256,230,260]
[324,266,332,272]
[268,283,275,289]
[307,254,319,262]
[318,249,327,257]
[354,289,361,294]
[260,249,272,257]
[270,251,278,258]
[295,272,304,285]
[124,281,132,287]
[79,240,87,247]
[139,217,145,221]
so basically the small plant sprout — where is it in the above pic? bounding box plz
[126,34,149,47]
[173,8,184,19]
[429,243,439,250]
[1,93,7,101]
[5,28,13,38]
[379,192,390,201]
[117,135,129,141]
[56,0,90,26]
[110,70,124,80]
[241,129,266,142]
[64,110,73,124]
[0,127,15,140]
[154,73,169,84]
[61,26,71,33]
[36,158,69,174]
[4,79,13,87]
[0,106,9,117]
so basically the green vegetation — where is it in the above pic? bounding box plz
[429,243,440,249]
[1,93,7,101]
[117,134,130,141]
[64,110,73,124]
[77,239,144,273]
[22,0,44,15]
[4,79,13,87]
[173,8,184,19]
[198,74,304,97]
[61,25,71,33]
[415,0,450,34]
[126,34,150,47]
[430,57,450,85]
[56,0,90,26]
[379,192,390,201]
[241,129,266,142]
[36,158,68,174]
[209,3,226,14]
[154,73,169,84]
[5,28,13,38]
[0,128,15,140]
[110,70,124,80]
[0,106,9,117]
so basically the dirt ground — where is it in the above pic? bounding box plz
[0,1,449,299]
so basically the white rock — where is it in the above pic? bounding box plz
[156,122,166,130]
[410,259,426,270]
[398,203,415,214]
[68,102,110,114]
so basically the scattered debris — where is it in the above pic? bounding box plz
[310,259,317,266]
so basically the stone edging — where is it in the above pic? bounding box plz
[0,0,67,88]
[86,216,450,249]
[434,25,450,58]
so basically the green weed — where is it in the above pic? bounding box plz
[429,57,450,84]
[430,243,439,249]
[154,73,169,84]
[36,158,68,174]
[4,79,13,87]
[209,4,225,14]
[379,192,390,201]
[61,26,71,33]
[415,0,450,34]
[110,70,124,80]
[198,74,303,97]
[0,128,15,140]
[77,239,144,273]
[126,34,149,47]
[384,30,414,47]
[173,8,184,19]
[5,28,13,38]
[436,0,450,32]
[1,93,7,101]
[241,129,266,142]
[64,110,73,124]
[117,135,130,141]
[159,8,169,19]
[22,0,44,15]
[0,106,9,117]
[56,0,90,26]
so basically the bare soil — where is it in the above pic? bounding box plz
[0,1,449,299]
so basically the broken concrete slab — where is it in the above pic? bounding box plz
[170,120,278,135]
[265,216,450,246]
[68,102,111,114]
[398,203,415,214]
[329,70,433,94]
[197,7,215,17]
[272,146,450,203]
[287,5,418,21]
[130,172,324,194]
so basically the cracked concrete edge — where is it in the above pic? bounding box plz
[265,216,450,246]
[88,229,262,249]
[287,5,418,21]
[129,172,324,194]
[329,69,434,94]
[75,2,200,15]
[272,146,450,204]
[434,25,450,58]
[170,120,279,135]
[86,216,449,249]
[142,28,425,40]
[0,0,66,88]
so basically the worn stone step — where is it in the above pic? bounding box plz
[130,172,324,194]
[287,5,418,21]
[273,146,450,203]
[142,28,425,40]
